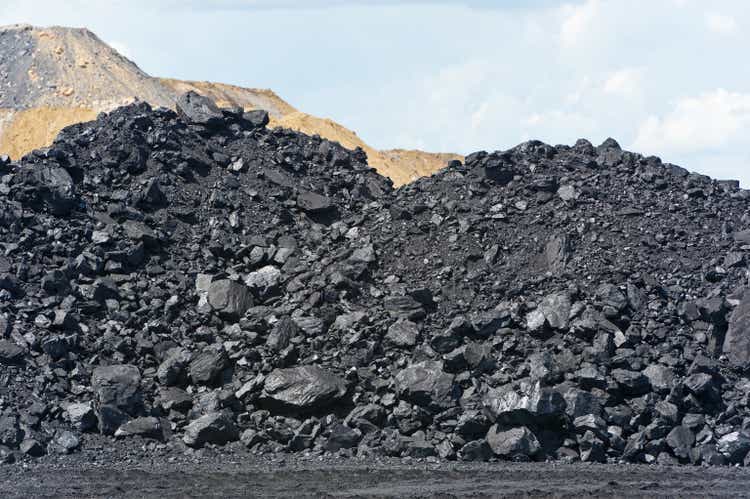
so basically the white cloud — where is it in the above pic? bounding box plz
[705,12,738,35]
[633,89,750,154]
[603,67,645,97]
[521,109,597,136]
[560,0,599,47]
[564,75,592,105]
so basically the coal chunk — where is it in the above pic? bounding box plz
[483,379,566,422]
[262,366,347,411]
[723,291,750,368]
[297,190,333,213]
[207,279,254,320]
[0,340,24,364]
[486,425,541,459]
[91,364,142,435]
[183,412,238,448]
[176,91,224,128]
[243,109,270,129]
[188,349,229,386]
[395,361,457,410]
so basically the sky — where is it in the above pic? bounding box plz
[1,0,749,186]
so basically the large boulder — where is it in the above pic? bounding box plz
[188,349,229,386]
[0,340,25,365]
[13,164,76,216]
[525,292,572,331]
[385,320,419,348]
[483,378,566,423]
[262,366,347,411]
[297,190,333,213]
[717,431,750,463]
[244,265,282,301]
[65,402,97,432]
[723,291,750,368]
[643,364,675,394]
[266,316,300,351]
[115,417,163,440]
[207,279,253,320]
[486,425,541,459]
[183,412,238,448]
[395,361,457,410]
[176,91,224,128]
[384,295,425,321]
[611,369,651,396]
[91,364,142,435]
[157,348,192,386]
[0,415,22,448]
[242,109,269,129]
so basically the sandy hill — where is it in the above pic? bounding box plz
[0,24,460,185]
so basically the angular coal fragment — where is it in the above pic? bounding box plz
[395,361,458,411]
[207,279,254,320]
[182,412,238,448]
[91,364,142,435]
[176,91,224,128]
[723,291,750,367]
[262,366,347,411]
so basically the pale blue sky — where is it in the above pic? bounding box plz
[2,0,749,186]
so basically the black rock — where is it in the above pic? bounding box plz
[611,369,651,396]
[385,320,419,348]
[484,379,566,422]
[176,91,224,128]
[395,361,457,411]
[157,348,192,386]
[182,412,238,448]
[0,340,24,364]
[459,439,493,461]
[245,266,282,301]
[666,425,694,461]
[723,291,750,368]
[115,417,163,440]
[19,439,45,457]
[91,364,142,435]
[297,190,333,213]
[325,423,362,451]
[0,416,22,448]
[267,317,299,352]
[207,280,254,320]
[48,431,80,455]
[189,349,229,386]
[486,425,541,460]
[717,432,750,464]
[384,295,425,321]
[262,366,347,411]
[65,402,97,432]
[243,109,270,129]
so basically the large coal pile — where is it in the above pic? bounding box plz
[1,93,750,467]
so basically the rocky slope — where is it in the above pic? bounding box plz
[0,24,460,185]
[0,93,749,467]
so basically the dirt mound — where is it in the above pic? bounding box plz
[273,111,462,185]
[0,24,460,185]
[0,107,97,160]
[1,97,749,468]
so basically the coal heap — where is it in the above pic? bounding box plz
[1,92,750,467]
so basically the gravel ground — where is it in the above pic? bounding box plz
[2,458,750,498]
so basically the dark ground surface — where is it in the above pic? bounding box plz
[2,457,750,498]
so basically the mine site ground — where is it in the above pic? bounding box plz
[3,457,750,498]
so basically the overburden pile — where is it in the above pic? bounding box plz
[1,92,750,466]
